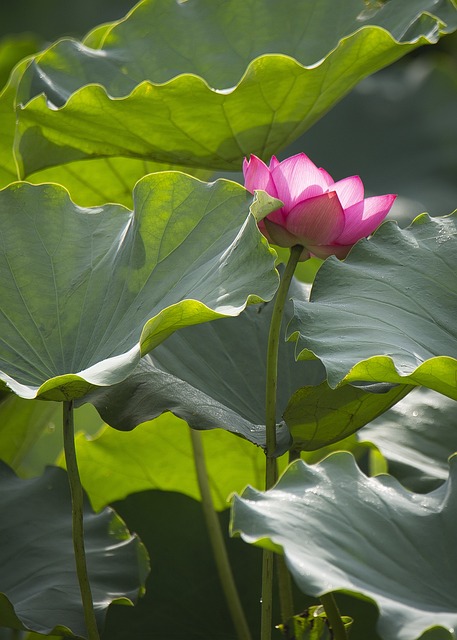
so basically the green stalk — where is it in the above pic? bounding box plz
[261,245,303,640]
[63,401,100,640]
[320,593,348,640]
[190,428,253,640]
[275,555,295,626]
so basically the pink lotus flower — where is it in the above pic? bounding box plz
[243,153,396,260]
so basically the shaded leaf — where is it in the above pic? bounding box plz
[360,386,457,491]
[0,462,148,637]
[232,452,457,640]
[289,213,457,399]
[14,0,457,176]
[102,489,266,640]
[83,272,411,452]
[0,175,278,400]
[101,490,382,640]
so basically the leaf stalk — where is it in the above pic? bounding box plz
[190,427,253,640]
[63,400,100,640]
[320,593,348,640]
[262,245,303,640]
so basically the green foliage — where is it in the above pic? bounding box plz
[70,414,269,512]
[0,176,277,400]
[290,212,457,399]
[285,381,412,451]
[277,606,352,640]
[13,0,456,177]
[295,53,457,221]
[360,386,457,491]
[232,452,457,640]
[0,462,148,637]
[80,277,323,452]
[0,0,457,638]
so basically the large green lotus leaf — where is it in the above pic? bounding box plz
[31,157,212,207]
[80,278,324,452]
[232,452,457,640]
[0,175,278,401]
[0,462,149,637]
[289,212,457,400]
[360,387,457,492]
[14,0,457,176]
[285,381,413,451]
[71,415,370,514]
[0,62,210,205]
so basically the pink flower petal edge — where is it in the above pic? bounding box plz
[338,194,397,245]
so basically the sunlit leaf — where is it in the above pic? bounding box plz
[0,393,60,469]
[0,175,278,400]
[0,396,103,478]
[14,0,457,176]
[0,33,41,89]
[0,61,211,204]
[69,414,269,512]
[232,452,457,640]
[0,462,149,637]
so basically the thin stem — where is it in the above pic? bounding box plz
[264,244,303,479]
[275,450,302,633]
[63,401,100,640]
[320,593,348,640]
[276,555,294,625]
[260,548,274,640]
[261,245,303,640]
[190,428,253,640]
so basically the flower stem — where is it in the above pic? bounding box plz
[275,451,301,634]
[261,245,303,640]
[189,428,253,640]
[320,593,348,640]
[276,555,295,626]
[63,400,100,640]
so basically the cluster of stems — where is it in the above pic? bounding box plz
[63,245,347,640]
